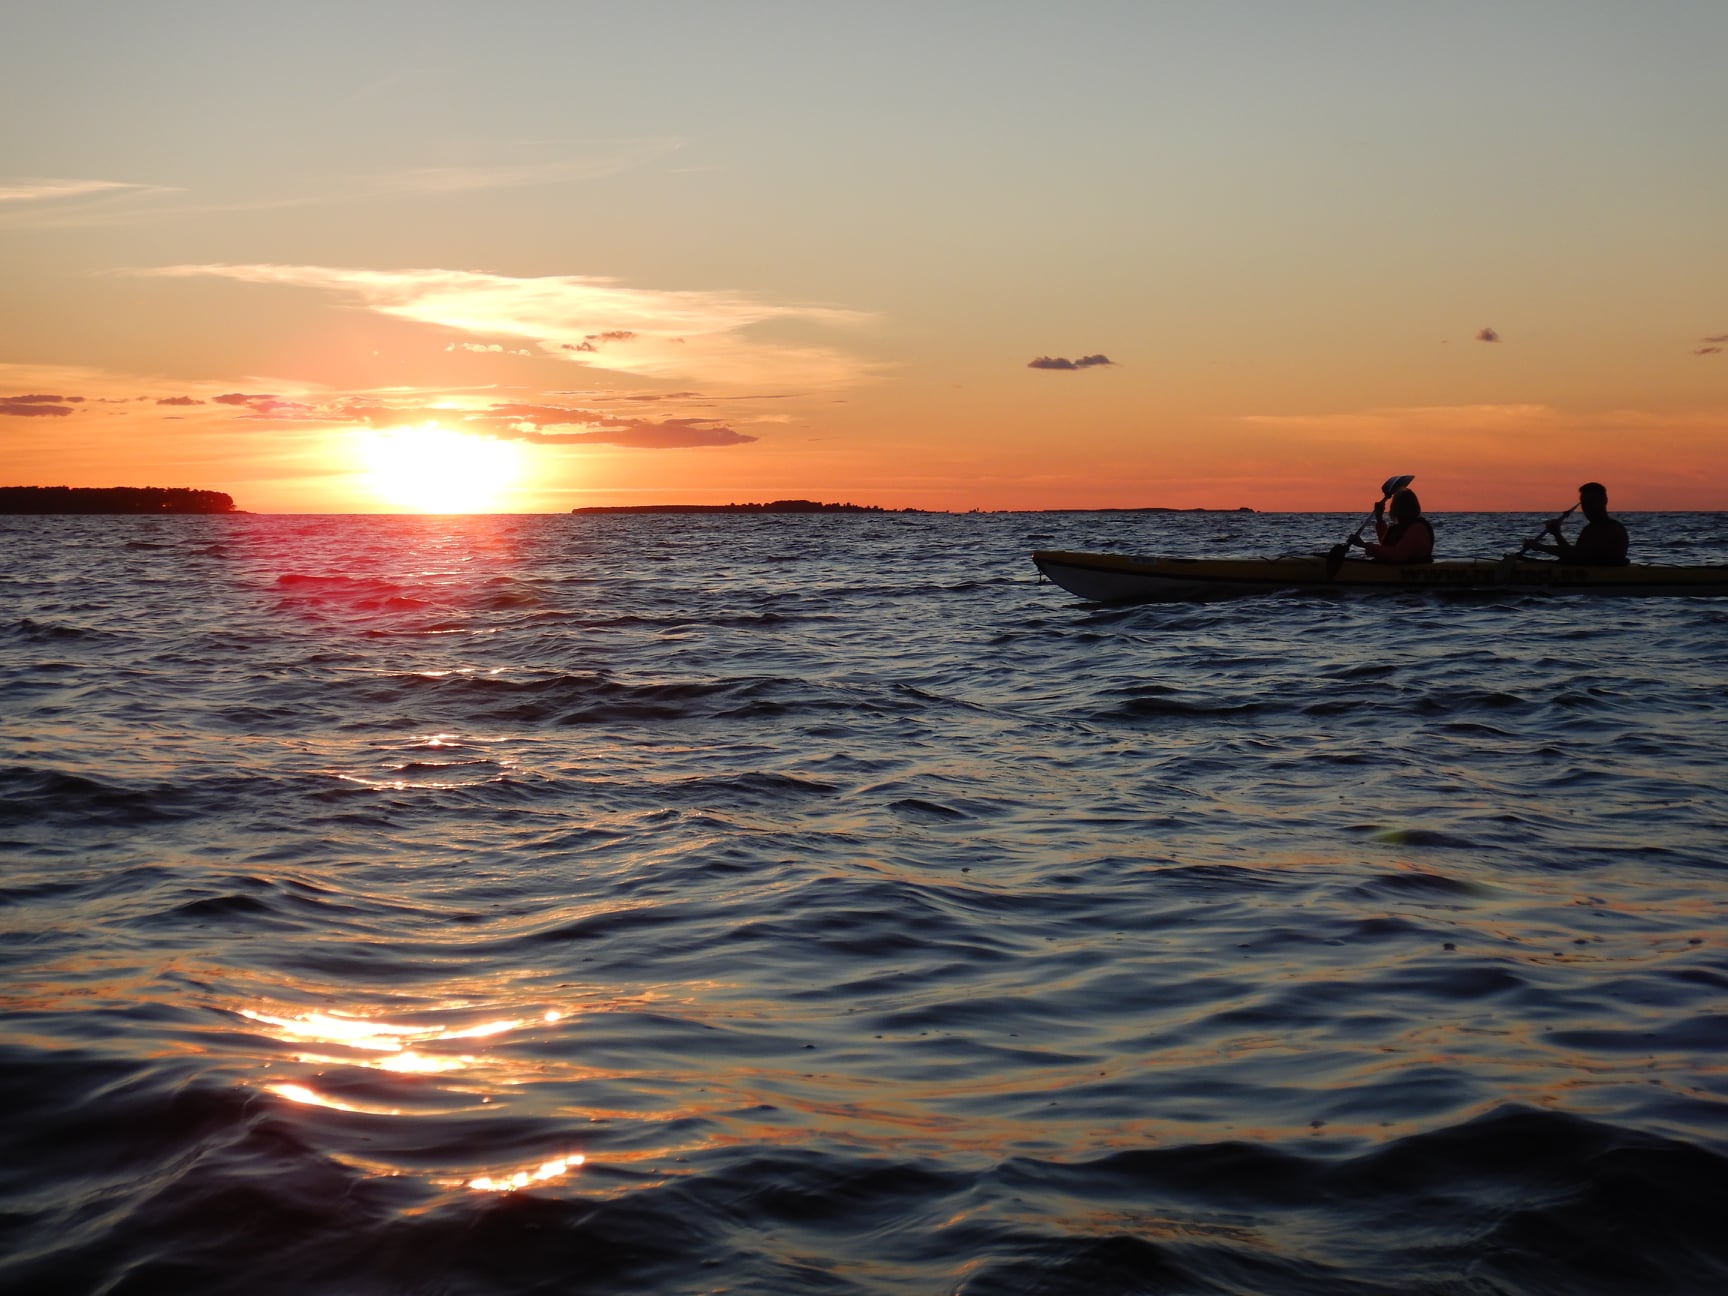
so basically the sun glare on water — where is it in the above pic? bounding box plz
[356,423,525,512]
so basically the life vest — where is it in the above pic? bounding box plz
[1369,517,1434,563]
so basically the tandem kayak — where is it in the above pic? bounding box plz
[1031,550,1728,602]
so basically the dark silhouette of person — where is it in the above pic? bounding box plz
[1534,482,1629,565]
[1355,487,1434,562]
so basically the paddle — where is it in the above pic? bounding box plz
[1327,474,1414,569]
[1515,503,1577,556]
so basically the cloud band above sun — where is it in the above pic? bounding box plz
[138,263,876,387]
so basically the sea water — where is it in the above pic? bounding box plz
[2,510,1725,1295]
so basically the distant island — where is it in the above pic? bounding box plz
[1034,506,1257,514]
[572,500,1255,515]
[0,486,239,514]
[572,499,923,515]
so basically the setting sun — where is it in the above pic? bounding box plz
[355,424,525,513]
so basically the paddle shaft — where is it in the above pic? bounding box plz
[1345,474,1415,546]
[1521,503,1577,551]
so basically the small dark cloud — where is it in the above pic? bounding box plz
[1,394,82,417]
[562,330,638,353]
[2,400,72,417]
[156,395,203,406]
[1703,333,1728,344]
[212,392,318,418]
[1696,346,1723,357]
[1028,354,1115,371]
[1476,327,1500,343]
[486,402,594,425]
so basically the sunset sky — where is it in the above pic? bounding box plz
[3,1,1725,512]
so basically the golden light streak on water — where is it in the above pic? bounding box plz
[435,1019,522,1041]
[242,1009,422,1051]
[242,1007,527,1052]
[375,1051,474,1074]
[270,1083,397,1115]
[465,1155,585,1193]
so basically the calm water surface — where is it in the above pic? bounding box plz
[2,510,1726,1295]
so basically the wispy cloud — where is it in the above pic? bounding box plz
[5,143,679,228]
[447,342,534,357]
[376,148,682,196]
[0,178,179,228]
[1696,333,1727,356]
[133,388,757,449]
[339,397,753,447]
[1027,354,1115,371]
[141,264,876,386]
[507,418,755,448]
[0,179,162,204]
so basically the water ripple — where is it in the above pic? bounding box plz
[1,510,1725,1294]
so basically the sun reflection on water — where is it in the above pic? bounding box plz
[270,1081,393,1115]
[465,1155,585,1193]
[243,1005,587,1193]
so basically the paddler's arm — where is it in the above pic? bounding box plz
[1542,517,1574,558]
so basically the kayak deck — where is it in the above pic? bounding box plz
[1031,550,1728,602]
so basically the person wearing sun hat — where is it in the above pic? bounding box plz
[1359,487,1434,563]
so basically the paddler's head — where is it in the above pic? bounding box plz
[1388,487,1422,523]
[1579,482,1609,521]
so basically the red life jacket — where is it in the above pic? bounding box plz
[1366,517,1434,563]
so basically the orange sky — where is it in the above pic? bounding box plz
[3,4,1725,513]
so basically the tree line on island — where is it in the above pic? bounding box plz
[0,486,239,514]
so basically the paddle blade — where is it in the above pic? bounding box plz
[1380,474,1415,499]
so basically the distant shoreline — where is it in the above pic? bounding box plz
[0,486,240,515]
[572,500,916,515]
[571,499,1257,515]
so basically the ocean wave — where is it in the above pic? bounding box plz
[4,511,1727,1295]
[4,1056,1723,1296]
[0,766,200,827]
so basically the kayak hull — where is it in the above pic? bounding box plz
[1031,551,1728,602]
